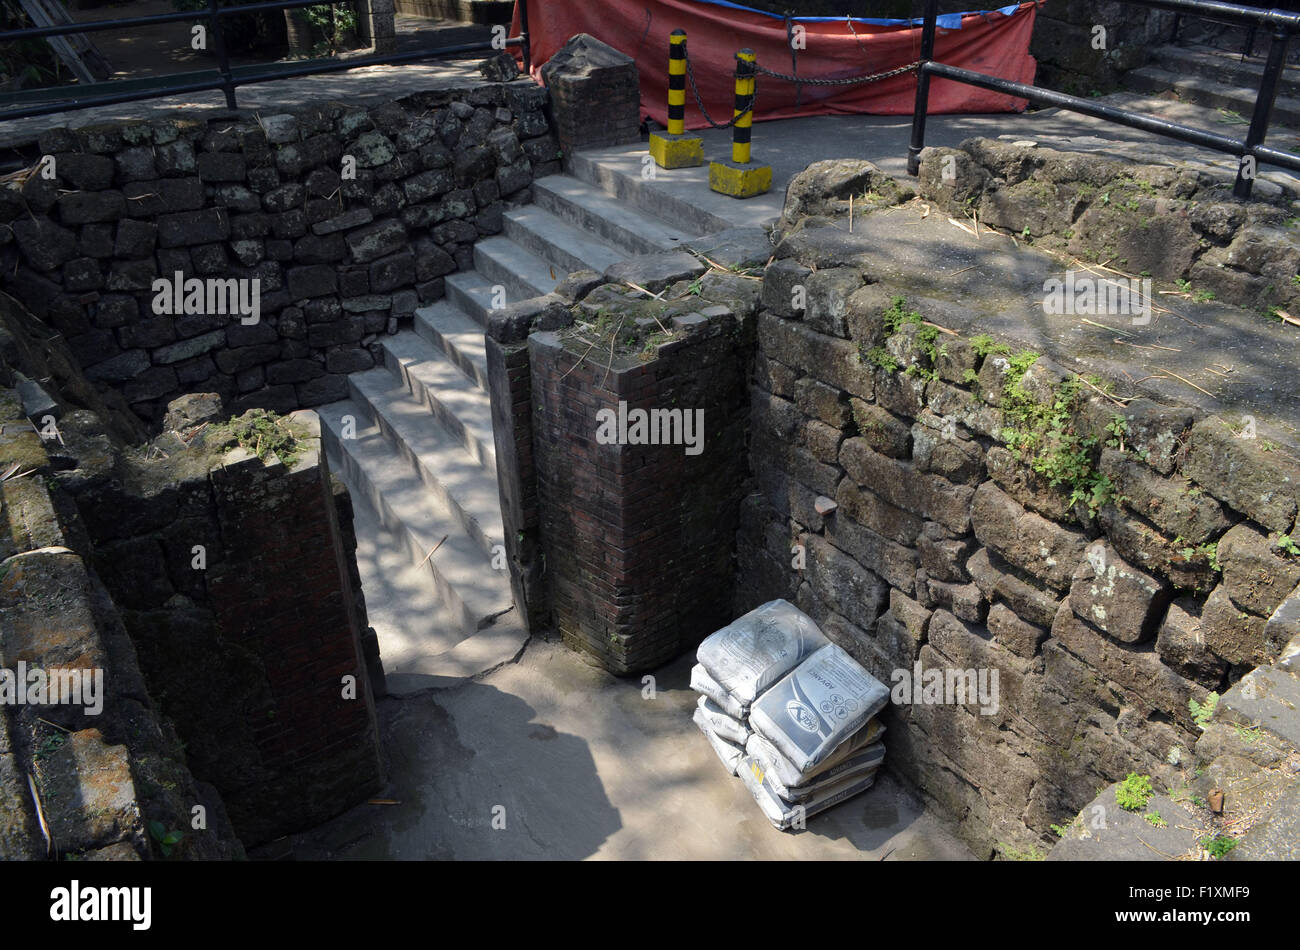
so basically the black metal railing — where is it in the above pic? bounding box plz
[907,0,1300,199]
[0,0,531,124]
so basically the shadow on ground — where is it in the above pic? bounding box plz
[268,637,974,860]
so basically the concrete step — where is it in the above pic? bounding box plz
[566,147,785,234]
[414,301,490,391]
[332,478,479,675]
[379,329,497,477]
[502,205,628,275]
[1123,64,1300,128]
[1150,45,1300,102]
[445,271,500,325]
[345,365,503,560]
[472,235,561,301]
[318,399,512,639]
[532,174,699,256]
[446,270,554,324]
[383,616,530,694]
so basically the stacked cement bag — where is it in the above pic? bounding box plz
[740,643,889,829]
[690,599,827,776]
[691,601,891,830]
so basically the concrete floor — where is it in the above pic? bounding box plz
[272,636,975,860]
[613,93,1300,235]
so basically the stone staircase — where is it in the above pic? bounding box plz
[319,158,718,690]
[1123,43,1300,128]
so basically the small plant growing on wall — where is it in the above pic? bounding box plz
[1115,772,1154,811]
[149,821,185,858]
[1200,834,1237,859]
[1189,692,1218,729]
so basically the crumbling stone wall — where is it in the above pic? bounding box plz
[0,81,559,428]
[540,34,640,162]
[920,137,1300,313]
[0,388,243,860]
[736,172,1300,856]
[49,397,384,847]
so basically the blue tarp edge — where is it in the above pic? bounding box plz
[686,0,1025,28]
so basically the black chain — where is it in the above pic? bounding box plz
[752,59,921,86]
[683,41,755,130]
[680,43,920,129]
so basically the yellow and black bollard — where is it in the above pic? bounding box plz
[709,49,771,198]
[648,30,704,169]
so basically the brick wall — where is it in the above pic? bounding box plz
[0,82,559,429]
[540,34,641,163]
[486,335,549,631]
[55,405,383,847]
[526,314,749,674]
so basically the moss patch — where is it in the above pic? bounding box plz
[206,409,308,468]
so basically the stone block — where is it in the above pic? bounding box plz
[1068,540,1171,644]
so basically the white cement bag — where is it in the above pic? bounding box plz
[696,695,751,746]
[738,755,879,830]
[759,741,884,804]
[690,663,746,720]
[749,643,890,778]
[745,719,885,791]
[696,599,828,708]
[693,707,745,775]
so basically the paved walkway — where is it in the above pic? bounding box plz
[577,101,1300,447]
[0,15,490,148]
[268,637,975,860]
[638,94,1300,232]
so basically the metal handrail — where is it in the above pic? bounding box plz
[0,0,531,121]
[906,0,1300,199]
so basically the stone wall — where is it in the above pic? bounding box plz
[736,195,1300,856]
[903,1,1170,94]
[50,397,384,847]
[920,137,1300,312]
[394,0,513,25]
[1026,1,1171,95]
[0,388,244,860]
[0,81,559,429]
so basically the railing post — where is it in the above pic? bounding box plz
[732,48,756,165]
[1235,28,1290,199]
[208,0,237,108]
[708,48,771,198]
[906,0,939,177]
[648,30,704,168]
[518,0,531,74]
[667,29,687,136]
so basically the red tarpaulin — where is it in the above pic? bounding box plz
[512,1,1039,128]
